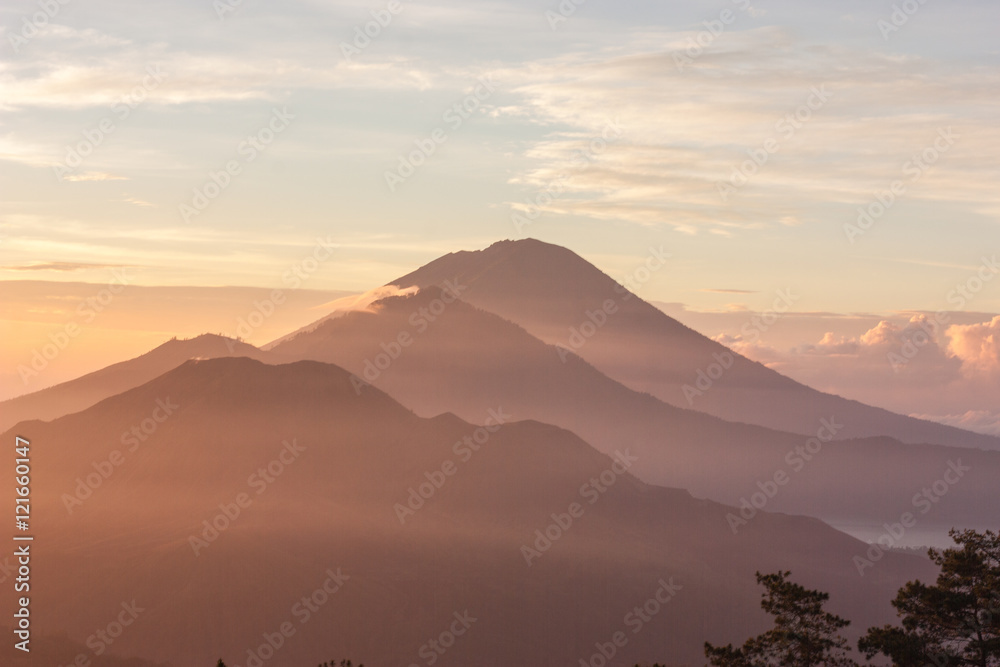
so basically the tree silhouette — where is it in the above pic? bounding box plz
[859,529,1000,667]
[704,571,858,667]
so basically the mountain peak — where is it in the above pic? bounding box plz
[483,237,567,252]
[390,239,1000,450]
[156,333,255,354]
[392,238,626,307]
[0,332,270,434]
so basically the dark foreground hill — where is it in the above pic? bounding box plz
[3,357,933,667]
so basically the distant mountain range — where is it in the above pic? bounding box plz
[3,238,995,666]
[0,333,268,433]
[263,286,1000,532]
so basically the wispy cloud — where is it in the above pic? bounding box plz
[63,171,129,182]
[3,261,131,272]
[500,29,1000,232]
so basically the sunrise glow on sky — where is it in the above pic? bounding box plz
[2,0,998,429]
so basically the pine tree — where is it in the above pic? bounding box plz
[859,529,1000,667]
[705,571,859,667]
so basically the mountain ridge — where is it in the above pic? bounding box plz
[3,354,935,667]
[264,287,1000,534]
[390,238,1000,450]
[0,333,272,433]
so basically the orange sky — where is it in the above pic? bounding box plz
[0,281,351,400]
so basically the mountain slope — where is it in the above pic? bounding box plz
[390,238,999,450]
[266,289,1000,533]
[3,356,934,667]
[0,333,270,433]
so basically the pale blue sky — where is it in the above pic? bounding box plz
[1,0,999,315]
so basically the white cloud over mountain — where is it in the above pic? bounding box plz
[709,311,1000,435]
